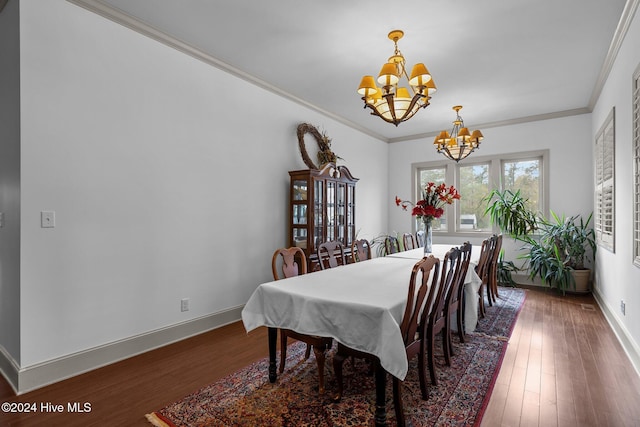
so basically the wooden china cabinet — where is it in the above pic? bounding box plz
[288,163,358,270]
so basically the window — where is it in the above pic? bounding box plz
[413,150,548,235]
[634,66,640,266]
[418,167,447,231]
[595,108,615,252]
[502,158,542,214]
[459,163,490,230]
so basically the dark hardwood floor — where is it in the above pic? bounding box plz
[481,288,640,427]
[1,287,639,426]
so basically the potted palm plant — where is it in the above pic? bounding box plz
[484,189,538,238]
[520,212,596,294]
[483,189,537,284]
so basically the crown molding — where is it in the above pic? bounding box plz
[589,0,640,108]
[388,107,591,143]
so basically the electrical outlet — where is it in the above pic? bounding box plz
[621,300,626,316]
[181,298,190,312]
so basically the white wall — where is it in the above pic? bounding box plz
[0,0,22,368]
[15,0,387,371]
[388,114,594,261]
[591,3,640,358]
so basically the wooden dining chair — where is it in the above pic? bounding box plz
[332,255,441,427]
[474,237,493,319]
[351,238,372,262]
[403,233,417,251]
[425,247,461,380]
[416,230,426,248]
[317,240,347,270]
[488,234,503,304]
[481,234,501,308]
[271,247,333,394]
[384,235,400,255]
[445,242,472,354]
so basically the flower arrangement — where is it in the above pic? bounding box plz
[395,182,461,220]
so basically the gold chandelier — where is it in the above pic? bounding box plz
[357,30,436,126]
[434,106,483,162]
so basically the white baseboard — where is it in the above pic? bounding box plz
[592,290,640,377]
[0,305,244,395]
[0,345,20,394]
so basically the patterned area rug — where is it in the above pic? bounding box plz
[146,287,525,427]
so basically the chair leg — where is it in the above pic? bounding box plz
[332,349,347,402]
[443,327,451,367]
[312,345,327,394]
[457,303,465,343]
[478,292,486,319]
[304,344,312,359]
[427,330,437,386]
[445,314,455,358]
[393,377,406,427]
[417,345,428,400]
[279,331,288,373]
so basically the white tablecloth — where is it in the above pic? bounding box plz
[243,256,424,380]
[386,245,482,334]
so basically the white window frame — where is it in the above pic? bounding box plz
[633,65,640,266]
[412,150,549,238]
[595,108,615,252]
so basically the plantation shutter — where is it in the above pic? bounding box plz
[595,108,615,252]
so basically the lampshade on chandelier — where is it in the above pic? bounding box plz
[357,30,436,126]
[434,105,483,162]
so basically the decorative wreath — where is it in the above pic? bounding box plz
[296,123,341,170]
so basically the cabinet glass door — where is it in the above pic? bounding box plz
[347,184,355,245]
[314,180,324,250]
[337,183,346,243]
[326,181,336,241]
[292,179,308,248]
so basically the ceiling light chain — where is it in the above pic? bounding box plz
[357,30,436,126]
[433,106,484,162]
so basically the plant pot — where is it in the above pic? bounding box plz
[569,269,591,294]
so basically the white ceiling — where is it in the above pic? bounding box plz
[78,0,627,142]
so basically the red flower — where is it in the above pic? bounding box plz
[395,183,460,220]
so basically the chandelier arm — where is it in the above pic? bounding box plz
[362,99,399,125]
[383,93,399,125]
[396,94,429,122]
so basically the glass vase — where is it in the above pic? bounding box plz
[424,217,433,254]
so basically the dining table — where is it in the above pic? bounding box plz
[241,243,481,426]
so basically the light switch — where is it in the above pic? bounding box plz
[41,211,56,228]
